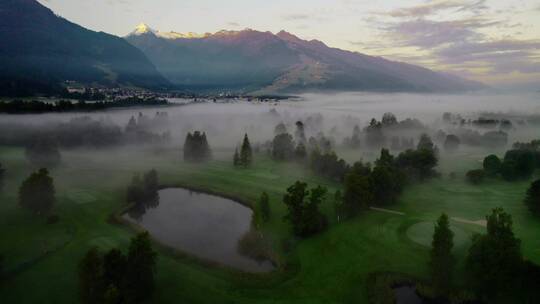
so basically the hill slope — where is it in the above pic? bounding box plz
[126,25,483,93]
[0,0,169,96]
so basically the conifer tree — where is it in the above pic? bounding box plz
[430,213,454,296]
[240,134,253,167]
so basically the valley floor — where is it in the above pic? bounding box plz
[0,146,538,303]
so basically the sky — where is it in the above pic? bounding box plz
[38,0,540,88]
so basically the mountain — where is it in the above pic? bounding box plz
[126,25,484,94]
[0,0,169,96]
[127,24,300,92]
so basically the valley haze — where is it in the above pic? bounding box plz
[1,1,540,304]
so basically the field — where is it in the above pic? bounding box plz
[0,145,539,303]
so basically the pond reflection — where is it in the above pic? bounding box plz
[124,188,274,272]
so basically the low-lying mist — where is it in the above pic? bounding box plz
[1,91,540,163]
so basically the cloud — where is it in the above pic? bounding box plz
[382,18,496,48]
[435,40,540,73]
[362,0,540,83]
[227,22,241,27]
[281,14,310,21]
[379,0,487,18]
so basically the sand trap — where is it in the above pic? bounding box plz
[451,217,487,227]
[370,207,405,216]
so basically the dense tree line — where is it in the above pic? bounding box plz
[19,168,55,215]
[0,97,168,114]
[0,114,170,149]
[427,208,540,303]
[339,149,409,218]
[283,181,327,237]
[183,131,211,162]
[470,140,540,183]
[79,232,157,304]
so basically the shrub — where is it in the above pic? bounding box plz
[483,154,502,176]
[466,169,485,185]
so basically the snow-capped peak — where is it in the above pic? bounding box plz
[131,23,156,36]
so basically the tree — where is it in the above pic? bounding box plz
[382,112,397,126]
[466,208,522,301]
[272,133,295,161]
[365,118,385,149]
[103,249,127,294]
[123,232,157,303]
[374,148,394,168]
[283,182,327,237]
[126,170,160,220]
[240,134,253,167]
[466,169,485,185]
[295,121,306,144]
[183,131,211,162]
[233,148,240,167]
[19,168,55,215]
[502,149,536,180]
[430,214,454,296]
[79,247,104,304]
[444,134,460,152]
[259,192,271,222]
[524,179,540,216]
[142,169,159,200]
[348,125,361,148]
[343,162,373,217]
[396,148,438,180]
[483,154,502,176]
[417,133,437,152]
[371,165,404,206]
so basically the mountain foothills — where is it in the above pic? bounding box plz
[0,0,169,96]
[0,0,483,95]
[126,24,483,93]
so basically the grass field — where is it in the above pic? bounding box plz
[0,145,539,303]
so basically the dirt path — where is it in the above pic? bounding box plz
[370,207,405,216]
[451,217,487,227]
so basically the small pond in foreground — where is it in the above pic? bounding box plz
[123,188,275,273]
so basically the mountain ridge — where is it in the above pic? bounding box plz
[0,0,170,96]
[126,25,484,94]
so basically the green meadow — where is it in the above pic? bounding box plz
[0,146,538,303]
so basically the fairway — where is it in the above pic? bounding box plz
[1,145,539,303]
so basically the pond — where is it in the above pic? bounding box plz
[123,188,275,273]
[394,286,425,304]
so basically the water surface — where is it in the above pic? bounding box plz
[123,188,274,272]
